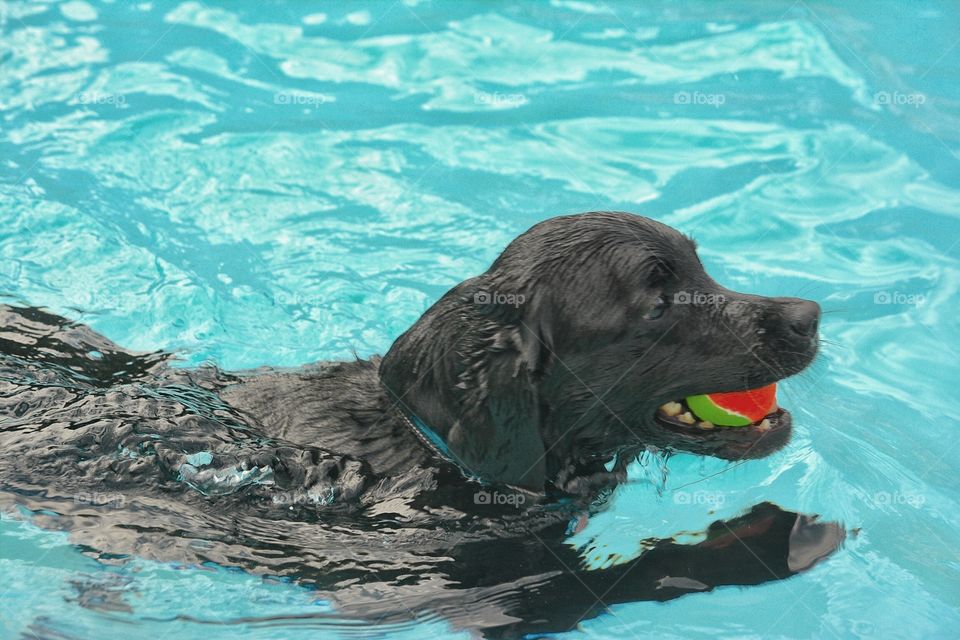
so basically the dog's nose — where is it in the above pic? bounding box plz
[779,298,820,337]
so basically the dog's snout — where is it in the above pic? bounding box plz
[750,296,821,378]
[780,298,820,338]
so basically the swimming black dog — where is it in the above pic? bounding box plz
[0,212,841,638]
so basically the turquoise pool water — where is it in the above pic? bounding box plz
[2,1,959,637]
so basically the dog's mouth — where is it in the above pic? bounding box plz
[655,398,786,434]
[650,386,791,460]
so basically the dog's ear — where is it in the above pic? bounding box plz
[445,367,547,492]
[380,280,552,492]
[439,286,553,492]
[515,293,555,376]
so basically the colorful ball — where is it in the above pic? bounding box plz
[685,384,777,428]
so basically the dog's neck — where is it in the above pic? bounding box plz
[378,283,636,494]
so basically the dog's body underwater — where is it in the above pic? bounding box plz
[0,212,842,638]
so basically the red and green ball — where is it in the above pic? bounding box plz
[685,384,777,427]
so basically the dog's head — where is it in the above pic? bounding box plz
[380,212,819,492]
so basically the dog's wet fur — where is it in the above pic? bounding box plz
[0,212,840,638]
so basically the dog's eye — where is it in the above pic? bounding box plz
[643,295,667,320]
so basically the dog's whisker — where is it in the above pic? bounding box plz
[820,308,853,314]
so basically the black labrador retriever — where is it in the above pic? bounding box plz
[0,212,840,638]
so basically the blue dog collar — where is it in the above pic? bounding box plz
[394,405,482,483]
[393,405,543,503]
